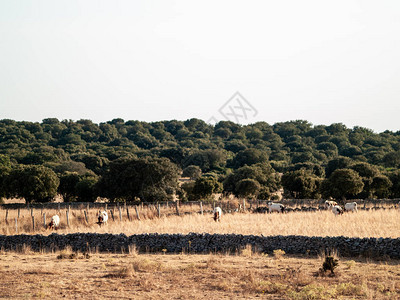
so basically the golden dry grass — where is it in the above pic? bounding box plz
[0,250,399,299]
[1,207,400,238]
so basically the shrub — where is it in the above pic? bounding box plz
[322,256,339,274]
[273,249,285,259]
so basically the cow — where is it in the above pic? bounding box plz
[344,202,358,212]
[268,202,285,213]
[213,207,222,222]
[97,210,108,226]
[47,215,60,229]
[332,205,343,215]
[325,200,338,210]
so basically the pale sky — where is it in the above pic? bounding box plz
[1,0,400,132]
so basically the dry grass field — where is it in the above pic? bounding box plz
[2,204,399,299]
[0,247,399,299]
[1,206,400,238]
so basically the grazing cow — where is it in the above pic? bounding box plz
[268,202,285,213]
[48,215,60,229]
[324,200,338,210]
[97,210,108,226]
[332,205,343,215]
[213,207,222,222]
[344,202,358,212]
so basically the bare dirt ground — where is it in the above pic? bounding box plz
[0,249,399,299]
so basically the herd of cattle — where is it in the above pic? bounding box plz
[43,201,363,229]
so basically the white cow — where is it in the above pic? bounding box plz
[97,210,108,226]
[325,200,338,210]
[344,202,358,212]
[48,215,60,229]
[268,202,285,213]
[213,207,222,222]
[332,205,343,215]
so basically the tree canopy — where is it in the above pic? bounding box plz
[0,118,400,202]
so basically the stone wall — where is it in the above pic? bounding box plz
[0,233,399,259]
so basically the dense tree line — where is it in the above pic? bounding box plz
[0,118,399,203]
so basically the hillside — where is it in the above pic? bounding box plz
[0,118,399,202]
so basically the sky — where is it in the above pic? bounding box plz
[0,0,400,132]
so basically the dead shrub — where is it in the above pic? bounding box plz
[104,265,135,278]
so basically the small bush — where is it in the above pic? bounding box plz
[104,265,134,278]
[322,256,339,274]
[335,282,365,296]
[240,244,253,257]
[132,258,163,272]
[273,249,285,259]
[287,284,336,300]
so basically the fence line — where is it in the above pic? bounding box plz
[1,198,399,212]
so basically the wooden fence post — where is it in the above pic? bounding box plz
[127,207,131,221]
[30,208,33,216]
[15,218,18,233]
[135,206,140,220]
[175,201,180,216]
[84,211,88,224]
[5,209,8,223]
[18,208,20,219]
[43,213,46,228]
[32,216,35,231]
[200,201,203,215]
[66,210,70,227]
[110,209,115,221]
[118,206,122,221]
[157,203,161,218]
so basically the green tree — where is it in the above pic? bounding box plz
[371,175,392,199]
[350,162,380,198]
[97,157,180,202]
[0,166,10,199]
[182,165,202,180]
[281,169,322,199]
[230,148,269,168]
[382,151,400,168]
[325,156,352,177]
[388,170,400,198]
[75,176,98,202]
[183,149,227,172]
[71,154,109,175]
[235,178,260,199]
[6,165,59,203]
[321,168,364,200]
[0,154,11,168]
[223,163,280,198]
[58,172,81,202]
[191,176,222,200]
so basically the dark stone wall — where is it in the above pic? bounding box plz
[0,233,399,259]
